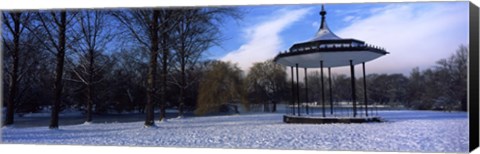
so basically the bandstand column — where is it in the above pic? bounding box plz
[363,62,368,117]
[290,66,295,115]
[320,61,325,117]
[304,68,309,115]
[328,67,333,115]
[296,64,300,116]
[350,60,357,117]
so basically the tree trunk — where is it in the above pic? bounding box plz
[49,11,67,129]
[159,37,168,121]
[461,94,467,111]
[86,49,94,123]
[4,12,22,126]
[264,101,270,112]
[86,83,93,122]
[145,10,159,127]
[272,101,277,112]
[178,55,186,117]
[159,12,170,121]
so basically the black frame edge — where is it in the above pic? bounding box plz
[469,1,480,152]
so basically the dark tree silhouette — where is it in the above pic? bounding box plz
[29,11,75,129]
[246,60,287,112]
[66,10,114,123]
[2,12,31,126]
[112,9,181,126]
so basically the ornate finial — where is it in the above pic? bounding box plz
[319,4,327,29]
[312,4,341,40]
[320,4,326,16]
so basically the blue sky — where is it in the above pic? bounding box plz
[208,2,469,76]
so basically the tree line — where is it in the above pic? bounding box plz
[195,43,467,116]
[2,8,240,128]
[302,45,468,112]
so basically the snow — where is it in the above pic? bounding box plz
[1,110,468,153]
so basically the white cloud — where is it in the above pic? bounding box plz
[221,8,312,72]
[342,15,356,22]
[336,3,468,75]
[311,21,319,28]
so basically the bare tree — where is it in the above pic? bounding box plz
[331,74,351,102]
[306,71,322,104]
[2,11,31,126]
[65,10,114,123]
[27,10,76,129]
[170,8,236,117]
[246,60,287,112]
[158,10,174,122]
[3,26,51,117]
[405,45,468,111]
[109,48,148,113]
[112,9,181,126]
[434,45,468,111]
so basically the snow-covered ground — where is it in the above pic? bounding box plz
[1,110,468,153]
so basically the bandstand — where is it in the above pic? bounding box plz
[274,5,388,124]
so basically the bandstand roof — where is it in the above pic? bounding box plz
[274,5,388,68]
